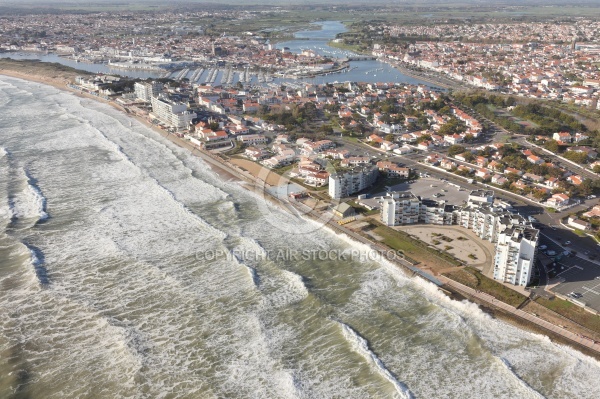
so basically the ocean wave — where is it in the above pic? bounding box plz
[23,242,49,285]
[261,269,310,310]
[337,321,414,399]
[229,248,261,288]
[90,126,228,240]
[10,168,48,224]
[497,356,546,399]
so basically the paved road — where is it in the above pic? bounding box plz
[458,102,597,180]
[538,232,600,312]
[437,275,600,354]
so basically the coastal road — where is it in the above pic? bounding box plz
[437,275,600,354]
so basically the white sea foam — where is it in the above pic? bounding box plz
[497,356,546,399]
[4,75,600,399]
[338,321,414,399]
[10,168,48,223]
[261,269,309,309]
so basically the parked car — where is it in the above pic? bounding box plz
[565,241,571,246]
[539,245,547,250]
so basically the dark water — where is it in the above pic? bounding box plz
[274,21,431,86]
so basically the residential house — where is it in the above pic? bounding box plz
[545,177,559,188]
[505,167,523,176]
[552,132,572,143]
[574,132,589,143]
[238,134,267,146]
[376,161,410,178]
[418,141,434,151]
[476,168,491,180]
[527,154,544,165]
[583,205,600,218]
[492,174,508,185]
[440,158,457,170]
[567,175,583,185]
[244,147,269,161]
[568,217,590,231]
[547,193,570,208]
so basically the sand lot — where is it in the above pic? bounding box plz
[397,224,495,271]
[230,158,289,187]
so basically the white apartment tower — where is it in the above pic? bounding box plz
[493,227,538,286]
[328,165,378,199]
[380,192,421,226]
[134,81,163,102]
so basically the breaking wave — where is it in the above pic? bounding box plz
[23,242,49,285]
[338,321,414,399]
[497,357,547,399]
[10,168,48,223]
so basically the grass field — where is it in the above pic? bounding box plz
[535,297,600,334]
[443,267,528,308]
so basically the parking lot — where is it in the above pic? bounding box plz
[381,177,470,206]
[539,233,600,312]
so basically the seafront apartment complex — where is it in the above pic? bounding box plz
[150,95,197,130]
[494,227,538,286]
[328,165,379,199]
[380,190,538,286]
[134,81,163,102]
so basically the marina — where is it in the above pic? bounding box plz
[0,22,434,88]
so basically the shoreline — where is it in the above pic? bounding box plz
[2,70,600,359]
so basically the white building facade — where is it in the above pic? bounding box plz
[150,95,196,130]
[328,165,378,199]
[134,81,162,102]
[380,190,538,286]
[493,227,538,286]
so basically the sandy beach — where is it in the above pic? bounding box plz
[2,68,600,359]
[0,67,249,184]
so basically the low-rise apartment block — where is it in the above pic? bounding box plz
[380,190,538,286]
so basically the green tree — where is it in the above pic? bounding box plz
[533,189,549,201]
[544,140,560,153]
[320,124,334,135]
[448,145,466,156]
[563,151,589,164]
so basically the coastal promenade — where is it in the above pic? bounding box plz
[63,80,600,358]
[3,69,598,358]
[438,275,600,354]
